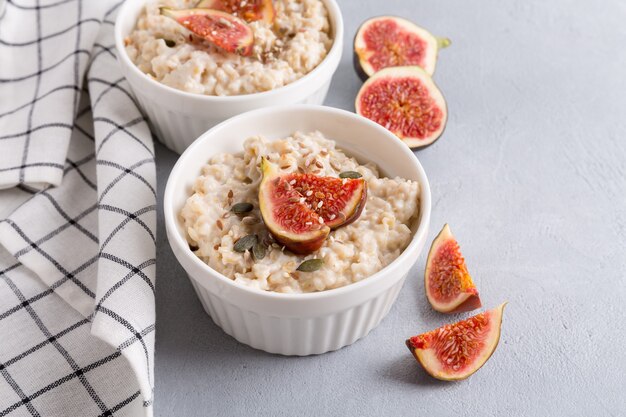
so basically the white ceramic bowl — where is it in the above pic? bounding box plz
[164,105,431,355]
[114,0,343,154]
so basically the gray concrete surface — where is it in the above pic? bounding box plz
[153,0,626,415]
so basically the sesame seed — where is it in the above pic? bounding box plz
[317,201,323,208]
[218,18,233,27]
[306,190,313,197]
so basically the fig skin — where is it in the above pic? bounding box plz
[424,224,481,313]
[352,49,370,83]
[406,303,507,381]
[258,158,330,255]
[333,182,367,229]
[355,66,448,150]
[160,7,254,56]
[272,230,328,255]
[353,16,449,81]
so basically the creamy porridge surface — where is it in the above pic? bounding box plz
[180,131,420,293]
[125,0,332,95]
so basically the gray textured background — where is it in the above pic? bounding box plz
[153,0,626,415]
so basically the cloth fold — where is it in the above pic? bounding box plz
[0,1,157,416]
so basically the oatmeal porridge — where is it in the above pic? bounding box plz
[125,0,332,95]
[180,131,420,293]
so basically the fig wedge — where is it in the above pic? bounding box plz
[258,158,367,254]
[161,7,254,56]
[258,158,330,254]
[406,303,507,381]
[424,224,481,313]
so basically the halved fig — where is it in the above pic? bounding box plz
[354,16,450,79]
[258,158,367,254]
[355,66,447,149]
[196,0,275,24]
[160,7,254,56]
[406,303,507,381]
[259,158,329,254]
[424,224,481,313]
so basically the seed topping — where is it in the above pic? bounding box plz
[339,171,362,179]
[233,234,258,252]
[231,202,253,214]
[296,258,323,272]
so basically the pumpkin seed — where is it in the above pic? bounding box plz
[231,202,253,214]
[252,242,267,260]
[241,216,259,225]
[234,234,257,252]
[163,39,176,47]
[262,231,275,246]
[296,258,323,272]
[339,171,362,179]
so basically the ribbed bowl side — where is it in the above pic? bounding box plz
[130,79,332,155]
[131,93,217,154]
[300,80,331,105]
[188,275,407,356]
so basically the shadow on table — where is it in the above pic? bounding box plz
[382,355,452,387]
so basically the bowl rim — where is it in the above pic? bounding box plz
[164,105,432,300]
[114,0,344,102]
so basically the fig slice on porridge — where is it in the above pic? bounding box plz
[160,7,254,56]
[196,0,276,24]
[258,157,367,254]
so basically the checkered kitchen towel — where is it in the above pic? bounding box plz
[0,1,156,416]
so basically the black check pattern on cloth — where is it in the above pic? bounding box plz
[0,1,156,416]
